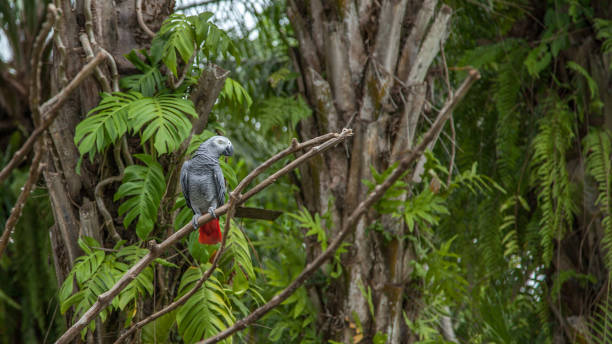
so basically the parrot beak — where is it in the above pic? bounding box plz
[224,145,234,156]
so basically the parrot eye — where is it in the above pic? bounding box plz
[216,139,225,145]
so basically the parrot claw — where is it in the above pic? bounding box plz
[208,207,217,218]
[191,215,199,229]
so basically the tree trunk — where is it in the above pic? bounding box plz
[42,0,174,340]
[287,1,451,342]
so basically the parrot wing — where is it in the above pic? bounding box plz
[180,160,193,211]
[212,164,226,206]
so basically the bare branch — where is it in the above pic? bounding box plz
[50,5,68,86]
[0,52,106,186]
[115,181,243,344]
[95,175,124,243]
[84,0,97,44]
[55,130,353,344]
[80,33,111,93]
[85,0,119,92]
[198,70,480,344]
[0,143,45,258]
[137,0,156,38]
[29,4,56,122]
[113,131,353,342]
[171,49,197,89]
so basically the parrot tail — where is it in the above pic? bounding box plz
[199,218,222,245]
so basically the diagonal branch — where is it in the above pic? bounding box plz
[114,191,240,344]
[198,69,481,344]
[114,131,351,342]
[55,129,353,344]
[0,142,46,258]
[0,52,106,186]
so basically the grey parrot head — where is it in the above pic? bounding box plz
[196,135,234,157]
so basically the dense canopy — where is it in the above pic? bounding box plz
[0,0,611,343]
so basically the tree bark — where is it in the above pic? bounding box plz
[40,0,174,341]
[287,1,452,342]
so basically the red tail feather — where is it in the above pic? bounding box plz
[198,218,222,245]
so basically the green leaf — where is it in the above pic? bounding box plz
[153,14,195,76]
[176,267,235,343]
[524,44,551,78]
[0,288,21,310]
[142,310,177,343]
[567,61,600,100]
[373,332,388,344]
[114,154,166,239]
[128,93,196,155]
[217,77,252,114]
[121,50,164,97]
[74,91,140,160]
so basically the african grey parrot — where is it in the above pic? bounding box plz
[180,135,233,244]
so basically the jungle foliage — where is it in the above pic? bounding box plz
[0,0,611,343]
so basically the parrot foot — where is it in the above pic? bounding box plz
[191,215,199,229]
[208,207,217,218]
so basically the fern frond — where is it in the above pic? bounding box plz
[251,96,311,138]
[588,295,612,344]
[218,222,256,295]
[58,238,159,337]
[217,77,253,114]
[114,154,166,239]
[287,207,328,250]
[584,128,612,268]
[176,266,235,344]
[531,99,576,264]
[494,46,528,188]
[594,18,612,68]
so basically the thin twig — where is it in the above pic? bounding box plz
[113,126,325,341]
[95,139,126,243]
[447,114,456,186]
[121,137,134,166]
[0,143,45,258]
[114,195,239,344]
[102,49,120,92]
[0,52,106,186]
[136,0,156,38]
[55,130,353,344]
[440,42,455,185]
[80,33,111,93]
[198,70,480,344]
[84,0,97,45]
[83,0,120,93]
[49,5,68,86]
[87,31,124,240]
[95,175,124,243]
[29,4,56,123]
[171,50,196,89]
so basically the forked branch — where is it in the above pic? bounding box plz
[198,69,480,344]
[0,52,106,185]
[56,129,353,344]
[0,142,45,258]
